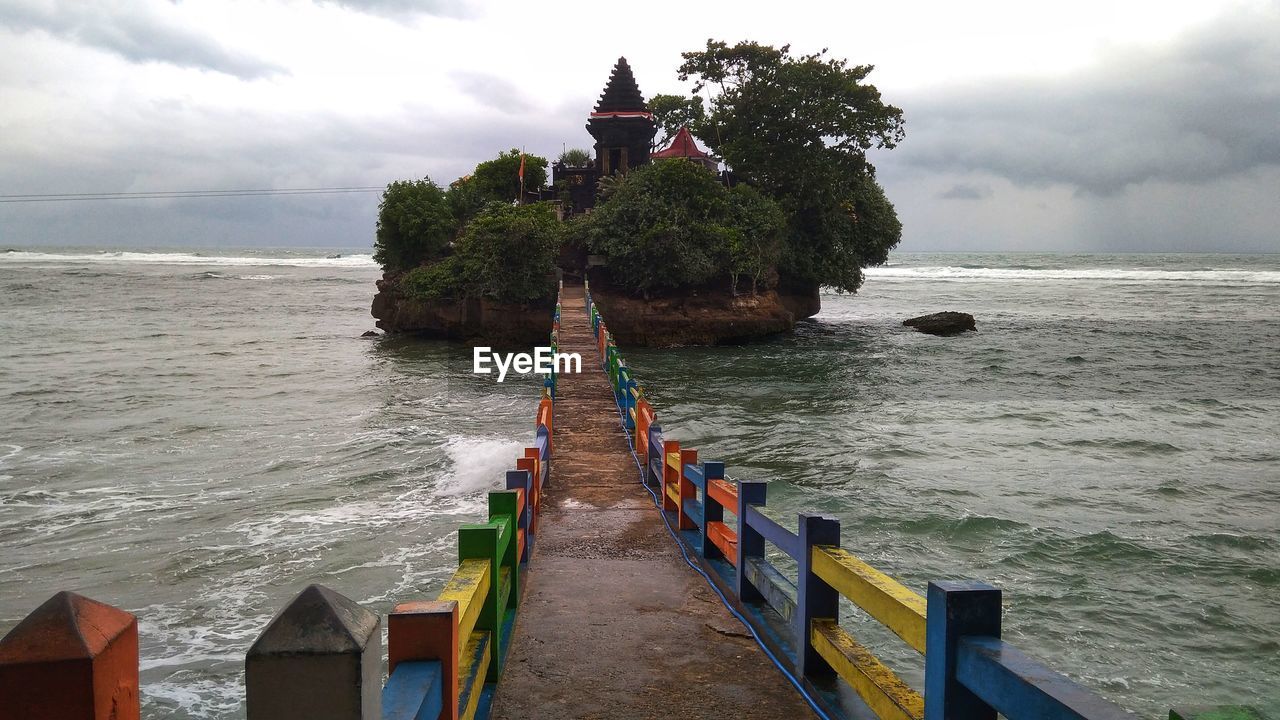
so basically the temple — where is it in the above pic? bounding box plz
[551,57,723,214]
[553,57,658,214]
[650,126,718,171]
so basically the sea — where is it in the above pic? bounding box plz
[0,248,1276,717]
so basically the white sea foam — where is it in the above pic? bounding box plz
[0,445,21,465]
[863,266,1280,283]
[435,435,526,497]
[0,250,376,268]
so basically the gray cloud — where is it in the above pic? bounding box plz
[0,1,283,79]
[450,71,536,113]
[938,183,991,200]
[897,6,1280,195]
[316,0,477,20]
[0,95,581,247]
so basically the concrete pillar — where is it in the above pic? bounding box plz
[0,591,139,720]
[246,584,381,720]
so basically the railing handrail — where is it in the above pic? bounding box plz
[582,287,1166,720]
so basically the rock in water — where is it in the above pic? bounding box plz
[903,312,976,336]
[361,330,379,337]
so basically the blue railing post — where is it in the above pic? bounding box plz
[925,580,1002,720]
[701,461,726,560]
[645,423,663,486]
[796,513,841,678]
[736,480,767,603]
[625,378,638,430]
[506,469,533,563]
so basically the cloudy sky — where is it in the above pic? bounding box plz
[1,0,1277,252]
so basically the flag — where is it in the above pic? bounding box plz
[518,152,525,182]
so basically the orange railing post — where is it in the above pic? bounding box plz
[678,448,699,531]
[0,591,140,720]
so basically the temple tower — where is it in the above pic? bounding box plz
[587,58,657,177]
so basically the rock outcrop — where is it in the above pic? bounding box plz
[370,275,553,346]
[585,281,819,346]
[903,311,976,336]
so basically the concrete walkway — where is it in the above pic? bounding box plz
[490,284,812,720]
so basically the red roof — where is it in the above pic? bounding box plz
[651,126,711,160]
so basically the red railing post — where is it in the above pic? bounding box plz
[0,591,140,720]
[389,600,460,720]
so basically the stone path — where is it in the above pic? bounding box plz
[490,284,812,719]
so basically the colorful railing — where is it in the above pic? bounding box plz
[584,281,1153,720]
[0,290,563,720]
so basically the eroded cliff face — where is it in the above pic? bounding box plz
[585,283,821,347]
[371,275,553,347]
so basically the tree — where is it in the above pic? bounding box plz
[595,172,624,203]
[677,40,905,292]
[647,93,705,149]
[470,149,548,203]
[401,202,561,304]
[557,148,591,166]
[726,184,784,295]
[576,159,784,296]
[374,178,454,273]
[446,176,487,234]
[454,202,562,303]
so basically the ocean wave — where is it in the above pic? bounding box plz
[435,436,526,497]
[864,266,1280,283]
[0,250,376,268]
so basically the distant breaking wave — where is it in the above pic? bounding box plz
[0,250,377,268]
[865,266,1280,284]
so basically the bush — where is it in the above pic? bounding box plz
[455,202,562,304]
[374,178,454,273]
[400,203,560,305]
[471,149,548,203]
[727,184,784,295]
[576,159,785,296]
[400,256,464,301]
[557,148,591,166]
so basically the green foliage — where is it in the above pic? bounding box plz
[726,185,784,295]
[647,94,705,148]
[595,172,624,203]
[678,40,905,291]
[455,202,561,303]
[401,202,560,305]
[557,148,592,166]
[575,159,783,296]
[374,178,454,273]
[400,255,464,300]
[471,148,548,203]
[446,177,487,234]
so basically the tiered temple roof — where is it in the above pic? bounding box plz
[593,57,648,115]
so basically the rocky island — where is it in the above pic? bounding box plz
[372,45,904,346]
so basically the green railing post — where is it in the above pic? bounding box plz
[488,491,521,608]
[457,520,509,680]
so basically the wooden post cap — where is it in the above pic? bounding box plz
[0,590,140,720]
[246,584,381,720]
